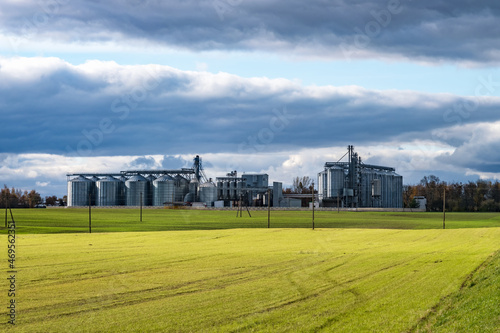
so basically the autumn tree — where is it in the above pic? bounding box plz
[45,195,58,206]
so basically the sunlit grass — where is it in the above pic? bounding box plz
[2,228,500,332]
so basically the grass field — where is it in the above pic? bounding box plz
[1,209,500,332]
[2,208,500,234]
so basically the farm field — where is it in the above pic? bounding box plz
[1,227,500,332]
[3,208,500,234]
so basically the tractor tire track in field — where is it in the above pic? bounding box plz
[227,255,416,332]
[19,256,306,325]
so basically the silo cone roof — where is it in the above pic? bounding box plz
[71,176,92,182]
[126,175,148,182]
[98,176,120,182]
[155,175,174,182]
[200,182,216,188]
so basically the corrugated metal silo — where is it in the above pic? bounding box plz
[188,178,199,202]
[328,167,344,198]
[199,182,217,206]
[174,175,189,202]
[89,176,99,205]
[146,175,156,206]
[96,176,124,206]
[125,175,149,206]
[67,176,93,206]
[153,175,175,206]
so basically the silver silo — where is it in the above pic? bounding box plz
[153,175,175,206]
[189,178,199,202]
[89,176,99,205]
[328,166,344,198]
[96,176,124,206]
[199,182,217,207]
[146,175,156,206]
[67,176,93,206]
[125,175,149,206]
[174,175,189,202]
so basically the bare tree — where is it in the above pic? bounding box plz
[292,176,312,194]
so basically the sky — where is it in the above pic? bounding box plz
[1,0,500,197]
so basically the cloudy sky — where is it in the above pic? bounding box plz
[1,0,500,197]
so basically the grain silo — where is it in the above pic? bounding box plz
[174,175,189,202]
[125,175,149,206]
[96,176,124,206]
[146,175,156,206]
[318,146,403,208]
[199,182,217,207]
[153,175,175,206]
[188,178,199,202]
[67,176,93,206]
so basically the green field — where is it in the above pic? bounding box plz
[1,209,500,332]
[3,208,500,233]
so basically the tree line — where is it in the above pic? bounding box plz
[404,175,500,212]
[1,185,66,208]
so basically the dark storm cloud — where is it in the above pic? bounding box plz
[436,124,500,174]
[2,58,500,166]
[2,1,500,64]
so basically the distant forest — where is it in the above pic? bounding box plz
[404,175,500,212]
[0,186,66,208]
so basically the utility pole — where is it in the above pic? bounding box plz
[443,187,446,229]
[88,192,92,234]
[140,192,143,222]
[337,193,340,214]
[312,182,315,230]
[267,189,271,228]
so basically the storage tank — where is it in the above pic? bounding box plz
[96,176,124,206]
[125,175,149,206]
[359,169,378,207]
[328,167,344,198]
[146,175,156,206]
[199,182,217,207]
[174,175,189,202]
[189,178,199,202]
[153,175,175,206]
[89,176,99,205]
[67,176,93,206]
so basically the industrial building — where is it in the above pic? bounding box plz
[67,156,273,207]
[67,147,403,208]
[215,171,270,207]
[67,156,213,207]
[318,146,403,208]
